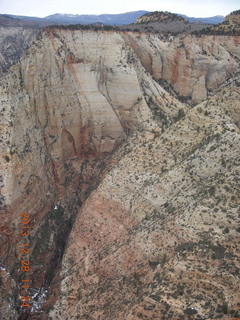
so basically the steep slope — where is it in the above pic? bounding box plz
[0,27,239,319]
[51,84,240,320]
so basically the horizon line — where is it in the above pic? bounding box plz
[0,10,228,19]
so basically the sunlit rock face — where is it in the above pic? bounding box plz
[123,33,240,104]
[0,27,240,319]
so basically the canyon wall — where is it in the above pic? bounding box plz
[0,29,184,319]
[123,33,240,103]
[51,83,240,319]
[0,28,240,319]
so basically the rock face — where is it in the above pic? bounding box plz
[0,26,240,319]
[0,26,37,76]
[123,33,240,104]
[0,28,185,319]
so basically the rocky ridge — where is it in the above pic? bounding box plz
[130,11,210,34]
[135,11,186,24]
[226,10,240,25]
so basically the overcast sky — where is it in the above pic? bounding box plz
[1,0,239,18]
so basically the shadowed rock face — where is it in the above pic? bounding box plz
[0,28,240,319]
[0,26,37,76]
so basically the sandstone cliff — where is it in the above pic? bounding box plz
[0,27,240,319]
[122,32,240,104]
[0,28,185,319]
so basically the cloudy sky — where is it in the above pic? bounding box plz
[1,0,239,18]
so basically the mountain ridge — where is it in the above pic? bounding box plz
[1,10,224,26]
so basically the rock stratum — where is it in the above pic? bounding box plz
[0,25,240,320]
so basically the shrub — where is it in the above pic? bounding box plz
[4,155,10,162]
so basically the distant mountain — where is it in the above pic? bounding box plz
[0,11,224,27]
[44,11,149,25]
[2,11,149,26]
[180,14,224,24]
[0,14,41,27]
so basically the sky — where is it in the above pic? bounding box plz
[0,0,239,18]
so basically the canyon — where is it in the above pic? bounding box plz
[0,18,240,320]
